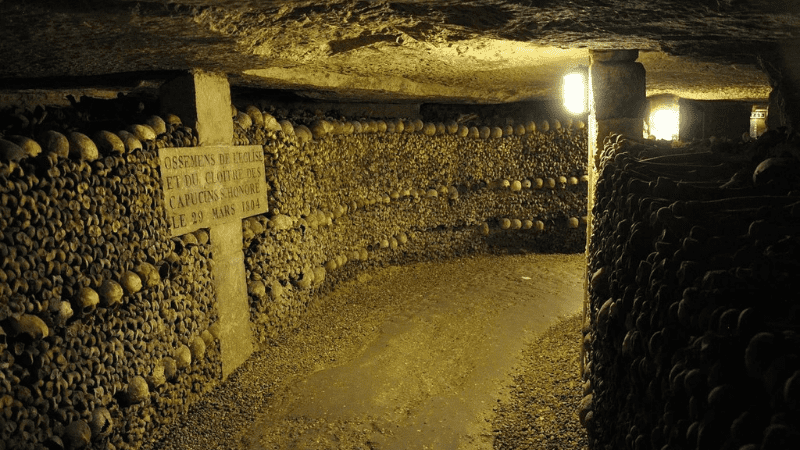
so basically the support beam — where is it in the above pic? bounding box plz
[764,38,800,131]
[587,50,646,177]
[583,50,646,373]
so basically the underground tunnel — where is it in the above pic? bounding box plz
[1,1,800,449]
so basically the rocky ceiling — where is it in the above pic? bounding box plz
[1,0,799,104]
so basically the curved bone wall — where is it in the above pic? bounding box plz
[0,100,587,449]
[0,118,221,450]
[235,110,588,342]
[583,132,800,450]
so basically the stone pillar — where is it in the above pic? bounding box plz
[158,71,255,379]
[764,38,800,131]
[583,50,646,371]
[587,50,646,180]
[586,49,646,247]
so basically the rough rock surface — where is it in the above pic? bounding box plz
[1,0,797,102]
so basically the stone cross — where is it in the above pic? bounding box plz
[159,70,265,379]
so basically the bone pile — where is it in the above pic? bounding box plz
[231,106,588,342]
[0,99,588,449]
[1,109,221,450]
[583,131,800,450]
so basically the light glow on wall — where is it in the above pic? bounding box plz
[649,107,680,140]
[645,94,681,141]
[563,72,587,115]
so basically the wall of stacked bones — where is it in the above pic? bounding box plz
[0,98,587,449]
[583,130,800,450]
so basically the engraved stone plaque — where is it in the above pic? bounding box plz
[159,145,268,236]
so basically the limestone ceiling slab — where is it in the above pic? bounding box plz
[0,0,797,102]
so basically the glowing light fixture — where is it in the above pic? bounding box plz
[645,95,681,141]
[648,107,680,140]
[563,71,587,115]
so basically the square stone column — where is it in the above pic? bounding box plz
[766,38,800,131]
[586,49,646,245]
[587,50,646,177]
[583,49,646,372]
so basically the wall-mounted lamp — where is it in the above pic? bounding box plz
[646,95,680,141]
[562,68,588,115]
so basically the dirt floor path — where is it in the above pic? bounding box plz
[151,253,586,450]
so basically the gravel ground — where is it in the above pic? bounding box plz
[492,314,589,450]
[147,253,588,450]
